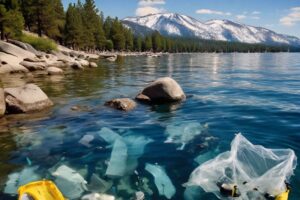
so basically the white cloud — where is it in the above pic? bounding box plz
[236,15,246,20]
[138,0,166,6]
[136,6,165,16]
[280,7,300,26]
[252,11,261,15]
[251,16,260,20]
[196,9,231,16]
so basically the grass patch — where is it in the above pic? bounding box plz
[18,34,57,52]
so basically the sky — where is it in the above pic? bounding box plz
[62,0,300,38]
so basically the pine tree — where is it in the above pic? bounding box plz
[110,18,125,51]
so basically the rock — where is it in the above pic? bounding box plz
[47,67,63,75]
[23,57,45,63]
[0,40,35,59]
[20,61,47,71]
[81,193,115,200]
[8,40,42,56]
[89,62,98,68]
[71,62,84,70]
[106,56,117,62]
[0,88,5,117]
[4,84,53,113]
[77,59,90,67]
[0,62,29,74]
[136,77,185,103]
[105,98,136,111]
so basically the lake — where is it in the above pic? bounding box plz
[0,53,299,200]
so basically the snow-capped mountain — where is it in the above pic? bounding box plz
[122,13,300,46]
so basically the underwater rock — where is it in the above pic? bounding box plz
[4,83,53,113]
[81,193,115,200]
[4,166,41,195]
[105,98,136,111]
[164,122,206,150]
[105,138,128,177]
[134,191,145,200]
[52,165,88,199]
[145,163,176,199]
[79,134,95,148]
[136,77,185,104]
[0,88,5,116]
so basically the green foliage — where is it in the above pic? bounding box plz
[18,34,57,51]
[0,0,24,40]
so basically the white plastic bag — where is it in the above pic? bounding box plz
[185,134,297,199]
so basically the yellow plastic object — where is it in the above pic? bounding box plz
[18,180,65,200]
[275,190,290,200]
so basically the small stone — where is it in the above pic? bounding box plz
[89,62,98,68]
[105,98,136,111]
[47,67,63,75]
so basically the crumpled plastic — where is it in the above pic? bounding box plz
[185,133,297,200]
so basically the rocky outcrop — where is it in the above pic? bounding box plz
[0,40,35,59]
[136,77,185,103]
[47,67,63,75]
[89,62,98,68]
[71,62,84,70]
[20,61,47,71]
[105,98,136,111]
[0,88,5,117]
[8,40,42,56]
[0,61,29,74]
[4,84,53,113]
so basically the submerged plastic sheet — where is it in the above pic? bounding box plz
[52,165,88,199]
[185,134,297,199]
[145,163,176,199]
[98,127,121,145]
[164,122,206,150]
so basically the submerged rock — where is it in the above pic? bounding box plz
[4,83,53,113]
[134,191,145,200]
[136,77,185,103]
[105,98,136,111]
[0,88,5,117]
[47,66,63,75]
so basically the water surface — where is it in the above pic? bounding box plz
[0,53,299,200]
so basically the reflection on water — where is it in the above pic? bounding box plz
[1,53,300,200]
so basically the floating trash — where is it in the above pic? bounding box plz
[98,128,121,146]
[105,138,128,177]
[4,166,41,195]
[87,173,113,193]
[52,165,88,199]
[145,163,176,199]
[164,122,207,150]
[81,193,115,200]
[185,133,297,200]
[79,134,95,148]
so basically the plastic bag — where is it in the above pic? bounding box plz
[185,133,297,199]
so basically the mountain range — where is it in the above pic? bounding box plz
[122,13,300,46]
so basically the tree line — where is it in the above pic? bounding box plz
[0,0,298,52]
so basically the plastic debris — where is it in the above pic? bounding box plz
[81,193,115,200]
[52,165,87,199]
[79,134,95,147]
[134,191,145,200]
[124,135,153,158]
[105,138,127,177]
[4,166,41,195]
[145,163,176,199]
[87,173,113,193]
[98,127,121,145]
[164,122,206,150]
[185,133,297,200]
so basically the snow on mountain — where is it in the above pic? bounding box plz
[122,13,300,46]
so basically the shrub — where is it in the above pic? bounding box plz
[18,34,57,52]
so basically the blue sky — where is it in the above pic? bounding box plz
[62,0,300,38]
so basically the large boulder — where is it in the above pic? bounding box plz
[20,61,47,71]
[89,62,98,68]
[4,84,53,113]
[71,61,84,70]
[0,53,29,74]
[136,77,185,103]
[0,88,5,117]
[8,40,42,56]
[47,67,63,75]
[105,98,136,111]
[0,40,35,59]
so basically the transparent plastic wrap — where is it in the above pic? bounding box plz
[185,134,297,200]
